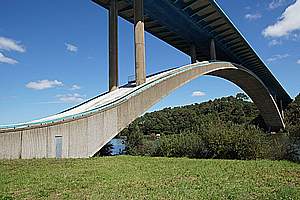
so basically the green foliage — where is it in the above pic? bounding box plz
[236,92,249,101]
[282,93,300,160]
[148,122,279,160]
[124,123,144,155]
[285,93,300,136]
[122,93,300,161]
[198,123,269,160]
[122,94,266,160]
[122,94,259,137]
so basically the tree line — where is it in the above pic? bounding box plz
[97,93,300,161]
[118,93,300,161]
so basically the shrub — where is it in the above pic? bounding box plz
[151,121,279,160]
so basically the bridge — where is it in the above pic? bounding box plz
[0,0,292,159]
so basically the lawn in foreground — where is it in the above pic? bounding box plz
[0,156,299,199]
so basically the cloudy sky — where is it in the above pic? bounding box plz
[0,0,299,124]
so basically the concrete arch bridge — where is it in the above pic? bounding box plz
[0,61,285,159]
[0,0,291,159]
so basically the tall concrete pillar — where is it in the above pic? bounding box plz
[109,0,118,91]
[210,39,216,61]
[134,0,146,85]
[190,44,197,64]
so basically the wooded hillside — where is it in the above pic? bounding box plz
[121,93,300,161]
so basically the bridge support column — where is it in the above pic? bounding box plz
[134,0,146,86]
[210,39,216,61]
[190,44,197,64]
[109,0,118,92]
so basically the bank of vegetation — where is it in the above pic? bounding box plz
[121,93,300,161]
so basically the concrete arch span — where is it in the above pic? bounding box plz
[0,61,284,159]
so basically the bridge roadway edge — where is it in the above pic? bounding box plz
[0,62,284,159]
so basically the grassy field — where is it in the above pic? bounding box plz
[0,156,299,200]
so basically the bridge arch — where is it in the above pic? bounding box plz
[0,61,284,159]
[208,64,284,131]
[121,61,284,132]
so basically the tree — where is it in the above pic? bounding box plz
[236,93,249,101]
[120,93,300,161]
[125,123,144,155]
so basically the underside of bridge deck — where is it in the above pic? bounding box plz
[93,0,291,108]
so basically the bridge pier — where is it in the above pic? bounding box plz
[190,44,197,64]
[210,39,216,61]
[134,0,146,86]
[109,0,118,91]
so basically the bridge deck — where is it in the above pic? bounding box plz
[93,0,291,107]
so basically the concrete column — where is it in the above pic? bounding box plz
[210,39,216,61]
[109,0,118,91]
[190,44,197,64]
[134,0,146,86]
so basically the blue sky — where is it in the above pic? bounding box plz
[0,0,299,124]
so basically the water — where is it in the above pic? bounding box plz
[110,138,126,155]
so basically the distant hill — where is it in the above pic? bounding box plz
[123,93,259,136]
[120,93,300,161]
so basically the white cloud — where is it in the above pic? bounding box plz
[56,93,85,103]
[70,84,81,90]
[65,43,78,52]
[245,13,262,21]
[269,0,288,10]
[0,36,25,52]
[0,52,18,64]
[26,80,63,90]
[268,39,282,46]
[297,59,300,64]
[192,91,206,97]
[263,0,300,37]
[266,54,289,63]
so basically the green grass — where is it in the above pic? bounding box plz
[0,156,299,200]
